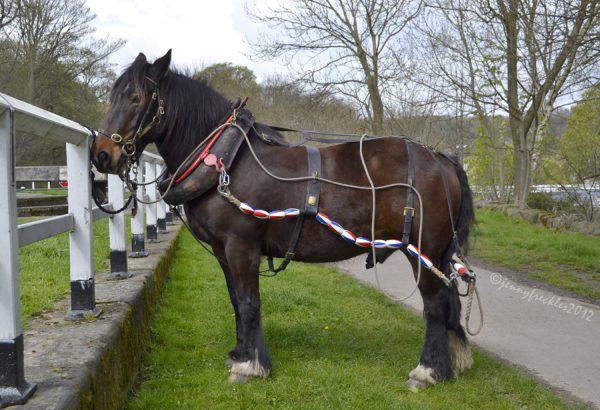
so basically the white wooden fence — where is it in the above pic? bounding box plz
[0,92,170,407]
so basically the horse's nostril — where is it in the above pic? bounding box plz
[97,151,110,169]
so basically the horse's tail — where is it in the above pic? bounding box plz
[441,159,475,341]
[452,160,474,256]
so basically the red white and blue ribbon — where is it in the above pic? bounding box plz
[239,202,300,220]
[316,212,403,249]
[234,201,447,279]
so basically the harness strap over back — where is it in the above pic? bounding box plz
[268,145,321,273]
[402,139,415,244]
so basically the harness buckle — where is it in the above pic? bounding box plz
[111,133,123,143]
[403,206,414,216]
[122,140,135,156]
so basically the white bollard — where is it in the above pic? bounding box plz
[156,164,167,233]
[108,174,130,278]
[144,162,158,242]
[129,162,148,257]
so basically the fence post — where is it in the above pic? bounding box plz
[165,207,174,224]
[66,140,100,319]
[108,174,130,279]
[156,164,167,233]
[144,162,158,242]
[129,162,148,258]
[0,105,37,406]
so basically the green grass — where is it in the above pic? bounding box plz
[126,230,573,409]
[472,209,600,302]
[19,217,124,323]
[18,188,68,196]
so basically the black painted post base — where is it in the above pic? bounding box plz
[0,335,37,408]
[165,211,174,225]
[129,234,148,258]
[157,218,167,234]
[108,250,132,280]
[147,225,159,243]
[66,279,102,320]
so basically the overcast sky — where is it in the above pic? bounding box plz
[86,0,284,81]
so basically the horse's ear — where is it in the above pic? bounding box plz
[148,49,171,81]
[134,52,147,64]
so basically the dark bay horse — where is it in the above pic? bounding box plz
[91,50,475,387]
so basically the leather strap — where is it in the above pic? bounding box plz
[267,146,322,273]
[402,139,415,244]
[305,146,321,216]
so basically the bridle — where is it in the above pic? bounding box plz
[90,75,166,214]
[97,75,166,178]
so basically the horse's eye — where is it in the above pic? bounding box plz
[130,94,141,104]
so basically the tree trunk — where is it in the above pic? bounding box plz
[369,83,384,135]
[512,141,531,208]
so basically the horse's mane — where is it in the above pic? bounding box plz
[112,58,293,168]
[113,59,231,166]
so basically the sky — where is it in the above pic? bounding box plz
[86,0,285,81]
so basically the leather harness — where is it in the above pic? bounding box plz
[267,145,321,273]
[402,139,416,244]
[162,100,420,275]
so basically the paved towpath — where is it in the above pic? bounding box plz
[335,253,600,409]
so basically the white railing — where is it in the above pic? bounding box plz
[0,92,171,407]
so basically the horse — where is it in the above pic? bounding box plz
[90,50,475,387]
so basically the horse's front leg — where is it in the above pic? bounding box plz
[221,239,271,383]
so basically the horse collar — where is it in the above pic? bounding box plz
[173,96,249,185]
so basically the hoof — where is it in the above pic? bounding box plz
[408,364,436,387]
[228,372,249,384]
[405,378,428,392]
[227,356,270,384]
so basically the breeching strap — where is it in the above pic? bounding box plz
[402,139,415,243]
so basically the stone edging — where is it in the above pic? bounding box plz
[18,224,182,410]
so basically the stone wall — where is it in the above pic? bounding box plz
[475,200,600,236]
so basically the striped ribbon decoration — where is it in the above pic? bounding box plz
[235,202,442,275]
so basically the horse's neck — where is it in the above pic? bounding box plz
[155,112,227,174]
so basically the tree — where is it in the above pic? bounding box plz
[551,84,600,220]
[0,0,20,29]
[415,0,600,208]
[0,0,123,165]
[194,63,260,101]
[11,0,123,106]
[248,0,421,135]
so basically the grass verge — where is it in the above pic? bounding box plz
[471,209,600,302]
[126,230,574,409]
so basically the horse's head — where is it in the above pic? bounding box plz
[91,50,171,175]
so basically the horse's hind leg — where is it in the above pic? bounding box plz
[446,283,473,376]
[407,261,472,388]
[220,240,271,383]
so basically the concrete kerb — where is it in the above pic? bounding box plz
[14,222,182,410]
